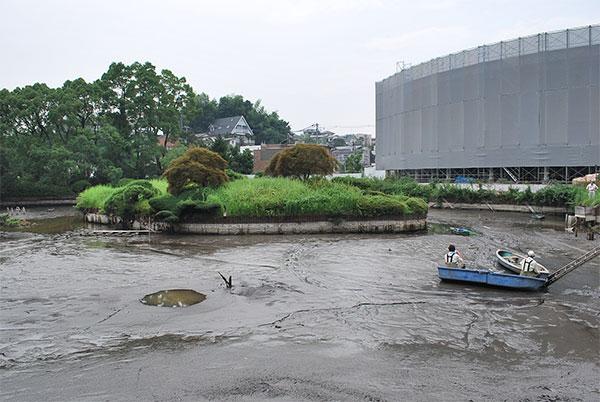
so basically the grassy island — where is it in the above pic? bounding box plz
[76,177,429,223]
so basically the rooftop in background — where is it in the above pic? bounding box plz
[208,116,254,137]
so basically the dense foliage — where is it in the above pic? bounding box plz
[188,94,292,145]
[163,147,228,195]
[332,177,593,207]
[208,137,254,174]
[344,151,364,173]
[76,177,428,221]
[0,213,22,227]
[103,180,159,223]
[1,62,291,198]
[265,144,338,180]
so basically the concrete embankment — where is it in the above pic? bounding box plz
[84,213,426,234]
[174,218,426,235]
[429,202,567,215]
[1,199,76,207]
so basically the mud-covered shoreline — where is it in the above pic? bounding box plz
[1,209,598,401]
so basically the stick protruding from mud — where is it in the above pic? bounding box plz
[218,272,232,288]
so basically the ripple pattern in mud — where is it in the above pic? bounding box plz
[0,209,598,400]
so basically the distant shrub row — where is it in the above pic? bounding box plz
[331,177,597,207]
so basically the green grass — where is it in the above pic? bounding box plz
[148,179,168,195]
[574,187,600,207]
[76,179,168,212]
[0,213,22,227]
[204,177,425,218]
[77,177,428,219]
[76,185,116,212]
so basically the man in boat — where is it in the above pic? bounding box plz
[445,245,465,268]
[520,250,540,276]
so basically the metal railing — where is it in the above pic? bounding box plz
[395,25,599,82]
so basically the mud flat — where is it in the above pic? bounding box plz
[1,209,598,401]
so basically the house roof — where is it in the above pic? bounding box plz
[209,115,252,136]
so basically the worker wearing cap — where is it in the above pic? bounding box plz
[587,181,598,199]
[520,250,540,276]
[445,244,465,268]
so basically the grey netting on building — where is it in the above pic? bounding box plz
[376,25,600,176]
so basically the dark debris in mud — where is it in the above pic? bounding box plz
[261,300,427,328]
[199,375,386,402]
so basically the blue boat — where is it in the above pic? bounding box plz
[437,266,547,291]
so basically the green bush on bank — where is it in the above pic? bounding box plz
[0,213,21,227]
[76,179,168,213]
[104,181,159,220]
[76,185,117,212]
[332,177,592,208]
[574,188,600,207]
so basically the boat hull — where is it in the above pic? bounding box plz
[438,266,547,291]
[496,249,549,278]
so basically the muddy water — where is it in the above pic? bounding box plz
[0,208,598,401]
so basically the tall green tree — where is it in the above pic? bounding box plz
[209,136,230,161]
[228,146,254,174]
[187,94,293,144]
[0,61,283,198]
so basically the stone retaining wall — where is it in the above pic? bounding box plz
[85,213,426,235]
[174,218,426,235]
[1,199,76,207]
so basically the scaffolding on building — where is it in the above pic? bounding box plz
[387,166,599,184]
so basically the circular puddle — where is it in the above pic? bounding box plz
[140,289,206,307]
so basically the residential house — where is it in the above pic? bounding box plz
[301,127,335,145]
[331,145,372,170]
[331,146,356,167]
[201,115,254,146]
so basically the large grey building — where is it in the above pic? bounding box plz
[376,26,599,182]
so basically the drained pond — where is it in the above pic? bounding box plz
[0,208,598,401]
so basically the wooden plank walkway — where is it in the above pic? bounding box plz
[91,230,154,235]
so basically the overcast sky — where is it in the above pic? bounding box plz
[1,0,598,135]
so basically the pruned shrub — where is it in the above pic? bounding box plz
[265,144,337,180]
[176,199,223,218]
[155,210,179,223]
[357,195,410,217]
[163,147,228,195]
[104,180,159,223]
[148,194,179,213]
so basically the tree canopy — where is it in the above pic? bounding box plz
[1,61,289,197]
[265,144,338,180]
[344,151,364,173]
[163,147,228,195]
[188,94,292,145]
